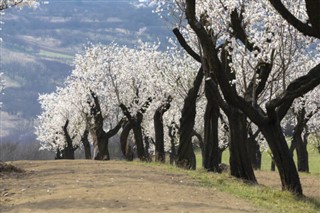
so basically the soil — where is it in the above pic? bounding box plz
[0,160,268,213]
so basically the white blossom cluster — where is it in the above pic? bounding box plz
[0,0,40,10]
[35,42,201,153]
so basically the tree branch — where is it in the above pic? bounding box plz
[267,63,320,119]
[269,0,320,38]
[172,28,201,63]
[230,9,259,52]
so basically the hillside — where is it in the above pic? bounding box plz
[0,0,170,141]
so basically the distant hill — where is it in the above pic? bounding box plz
[0,0,171,141]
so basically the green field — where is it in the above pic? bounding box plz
[38,50,74,61]
[195,144,320,175]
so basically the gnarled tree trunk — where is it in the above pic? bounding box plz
[228,109,257,182]
[154,96,173,163]
[120,121,133,160]
[89,91,124,160]
[290,108,311,172]
[247,128,262,170]
[260,121,302,194]
[120,102,151,161]
[203,80,220,172]
[81,129,91,159]
[168,122,178,165]
[61,119,77,159]
[176,67,203,170]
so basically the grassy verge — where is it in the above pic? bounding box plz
[141,161,320,213]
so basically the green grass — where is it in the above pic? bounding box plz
[142,161,320,213]
[38,50,74,61]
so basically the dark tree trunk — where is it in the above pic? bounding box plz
[176,68,204,170]
[144,135,152,162]
[168,122,178,165]
[296,135,309,172]
[89,91,124,160]
[154,96,173,163]
[120,97,152,161]
[131,113,146,161]
[89,91,109,160]
[55,149,62,160]
[203,80,220,172]
[247,128,262,170]
[61,120,76,160]
[120,105,145,161]
[228,109,257,183]
[291,108,310,172]
[120,121,132,160]
[293,126,309,172]
[99,118,125,160]
[271,160,276,171]
[154,109,165,162]
[81,129,91,159]
[260,121,302,194]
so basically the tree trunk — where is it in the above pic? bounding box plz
[131,113,146,161]
[291,109,309,172]
[295,129,309,172]
[81,129,91,159]
[120,121,132,159]
[61,120,76,160]
[260,122,302,194]
[168,123,177,165]
[89,91,109,160]
[120,101,152,161]
[203,80,220,172]
[154,109,165,162]
[95,118,125,160]
[228,109,257,182]
[144,135,152,162]
[247,129,262,170]
[176,68,204,170]
[154,96,172,163]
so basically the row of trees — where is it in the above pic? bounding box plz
[35,0,320,196]
[151,0,320,195]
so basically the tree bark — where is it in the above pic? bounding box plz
[131,113,146,161]
[203,80,220,172]
[154,96,173,163]
[120,104,146,161]
[260,121,302,194]
[89,91,124,160]
[88,91,109,160]
[228,109,257,182]
[120,121,132,160]
[81,129,91,159]
[144,135,153,162]
[176,67,204,170]
[247,128,262,170]
[168,122,178,165]
[61,119,76,160]
[291,109,310,172]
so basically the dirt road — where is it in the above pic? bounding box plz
[0,160,267,213]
